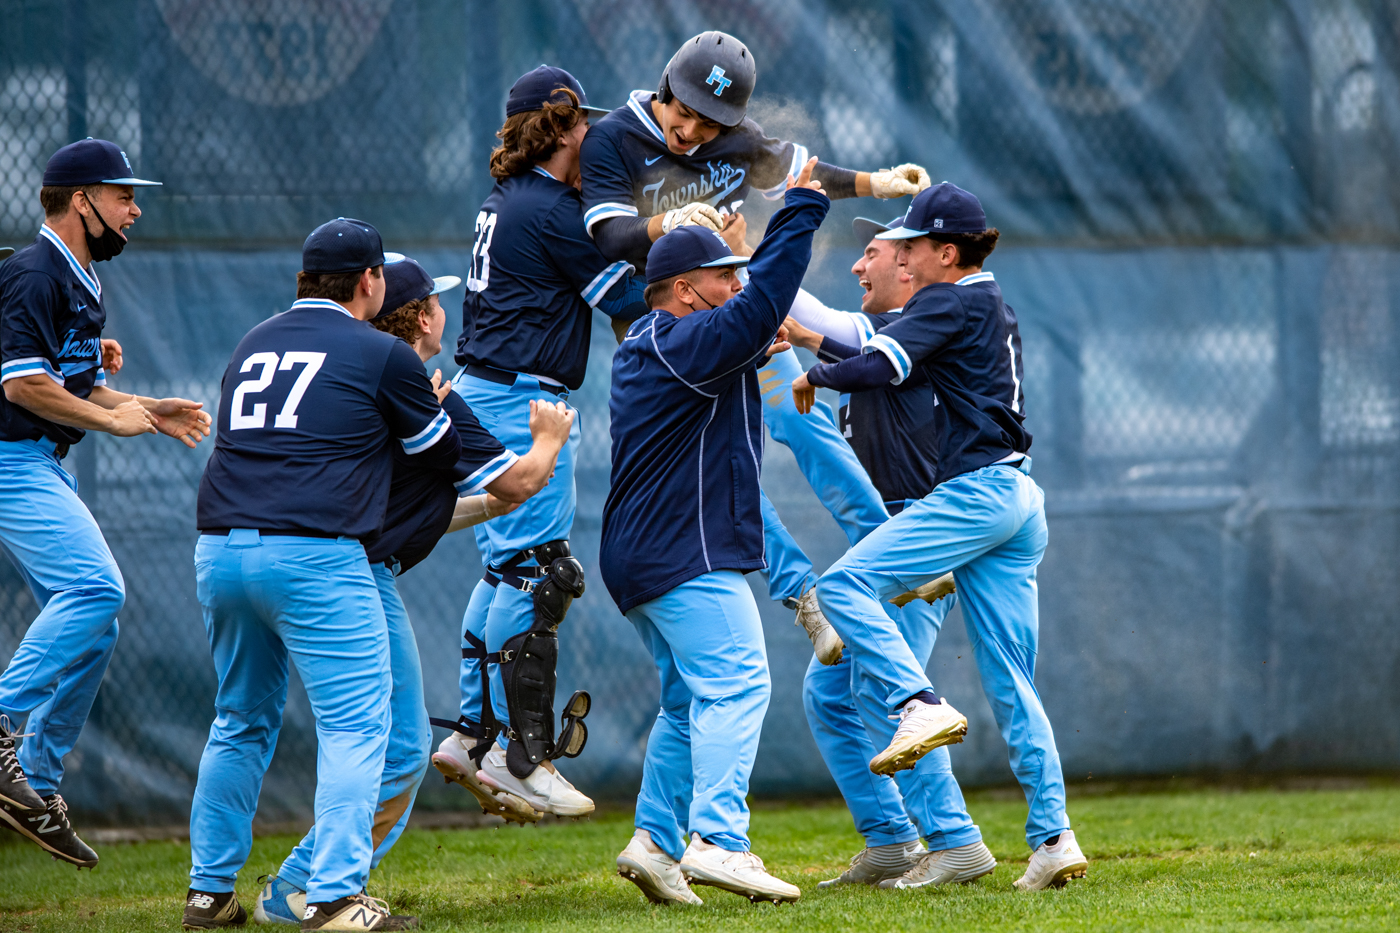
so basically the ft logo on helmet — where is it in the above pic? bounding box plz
[706,65,732,96]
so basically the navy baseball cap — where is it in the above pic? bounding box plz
[42,138,161,187]
[877,183,986,239]
[302,218,385,275]
[506,65,610,117]
[852,213,907,244]
[645,226,749,283]
[375,254,463,319]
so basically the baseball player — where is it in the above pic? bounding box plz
[777,215,996,889]
[181,219,460,932]
[604,162,827,907]
[433,65,645,822]
[0,139,210,869]
[791,183,1089,891]
[252,256,574,926]
[579,30,920,654]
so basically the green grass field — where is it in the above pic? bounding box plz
[3,783,1399,932]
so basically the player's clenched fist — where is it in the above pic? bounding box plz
[869,163,932,198]
[661,202,724,234]
[528,399,575,449]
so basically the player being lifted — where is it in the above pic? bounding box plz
[0,139,210,870]
[433,66,647,822]
[580,30,927,657]
[778,215,996,890]
[792,184,1089,891]
[252,256,574,926]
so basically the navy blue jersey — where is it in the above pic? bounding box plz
[365,391,516,572]
[0,228,109,445]
[823,309,942,505]
[863,272,1029,483]
[600,187,829,612]
[580,91,811,265]
[197,299,461,539]
[456,168,634,390]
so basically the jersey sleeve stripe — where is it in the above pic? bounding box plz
[759,144,810,200]
[400,409,452,455]
[453,449,520,496]
[852,313,877,343]
[580,261,635,308]
[584,203,639,234]
[863,334,911,385]
[94,367,107,387]
[1,357,64,385]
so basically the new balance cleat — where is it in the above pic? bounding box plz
[183,889,247,930]
[878,841,997,888]
[0,793,98,868]
[616,829,703,905]
[890,573,957,608]
[0,715,44,812]
[1013,830,1087,891]
[432,732,540,824]
[817,840,925,887]
[301,894,417,931]
[793,588,843,665]
[477,744,594,818]
[254,874,306,925]
[680,834,800,904]
[869,698,967,775]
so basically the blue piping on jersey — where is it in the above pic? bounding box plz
[1,356,65,386]
[696,398,718,572]
[758,145,809,200]
[288,298,354,318]
[94,368,106,387]
[454,449,519,496]
[38,224,101,302]
[581,260,634,308]
[864,333,912,385]
[584,201,639,235]
[957,271,996,286]
[400,408,452,455]
[532,166,560,182]
[626,90,702,155]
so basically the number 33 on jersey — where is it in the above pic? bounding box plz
[196,297,460,539]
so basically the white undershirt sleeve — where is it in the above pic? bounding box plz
[787,288,868,346]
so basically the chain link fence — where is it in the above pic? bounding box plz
[2,0,1400,825]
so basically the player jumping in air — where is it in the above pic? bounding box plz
[603,159,827,908]
[436,65,647,822]
[252,256,573,927]
[0,139,210,869]
[580,30,928,665]
[792,183,1089,891]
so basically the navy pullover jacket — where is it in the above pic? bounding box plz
[600,186,830,612]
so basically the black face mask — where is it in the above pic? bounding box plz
[80,194,127,262]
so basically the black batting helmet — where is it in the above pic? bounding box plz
[657,31,755,128]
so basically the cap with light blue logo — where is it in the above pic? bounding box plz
[877,183,986,240]
[42,138,161,187]
[645,226,749,283]
[302,217,385,275]
[375,254,463,319]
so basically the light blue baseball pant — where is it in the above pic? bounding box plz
[189,531,391,902]
[0,437,123,796]
[277,562,431,890]
[452,371,579,732]
[625,571,771,862]
[816,460,1069,849]
[756,348,888,602]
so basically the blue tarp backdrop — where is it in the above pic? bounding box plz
[1,0,1398,825]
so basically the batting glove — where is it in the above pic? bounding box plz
[869,164,933,198]
[661,202,724,234]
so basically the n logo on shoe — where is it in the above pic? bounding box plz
[349,906,374,927]
[188,894,215,909]
[28,812,59,834]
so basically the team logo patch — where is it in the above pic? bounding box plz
[706,65,731,96]
[188,894,215,909]
[933,218,944,229]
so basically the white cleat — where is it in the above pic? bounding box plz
[616,829,704,905]
[878,841,997,888]
[476,745,595,818]
[1013,830,1088,891]
[890,572,957,608]
[869,697,967,775]
[794,588,843,665]
[817,841,925,887]
[680,834,801,904]
[432,732,541,824]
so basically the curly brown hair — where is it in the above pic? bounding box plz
[371,297,432,345]
[931,228,1001,269]
[489,87,584,179]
